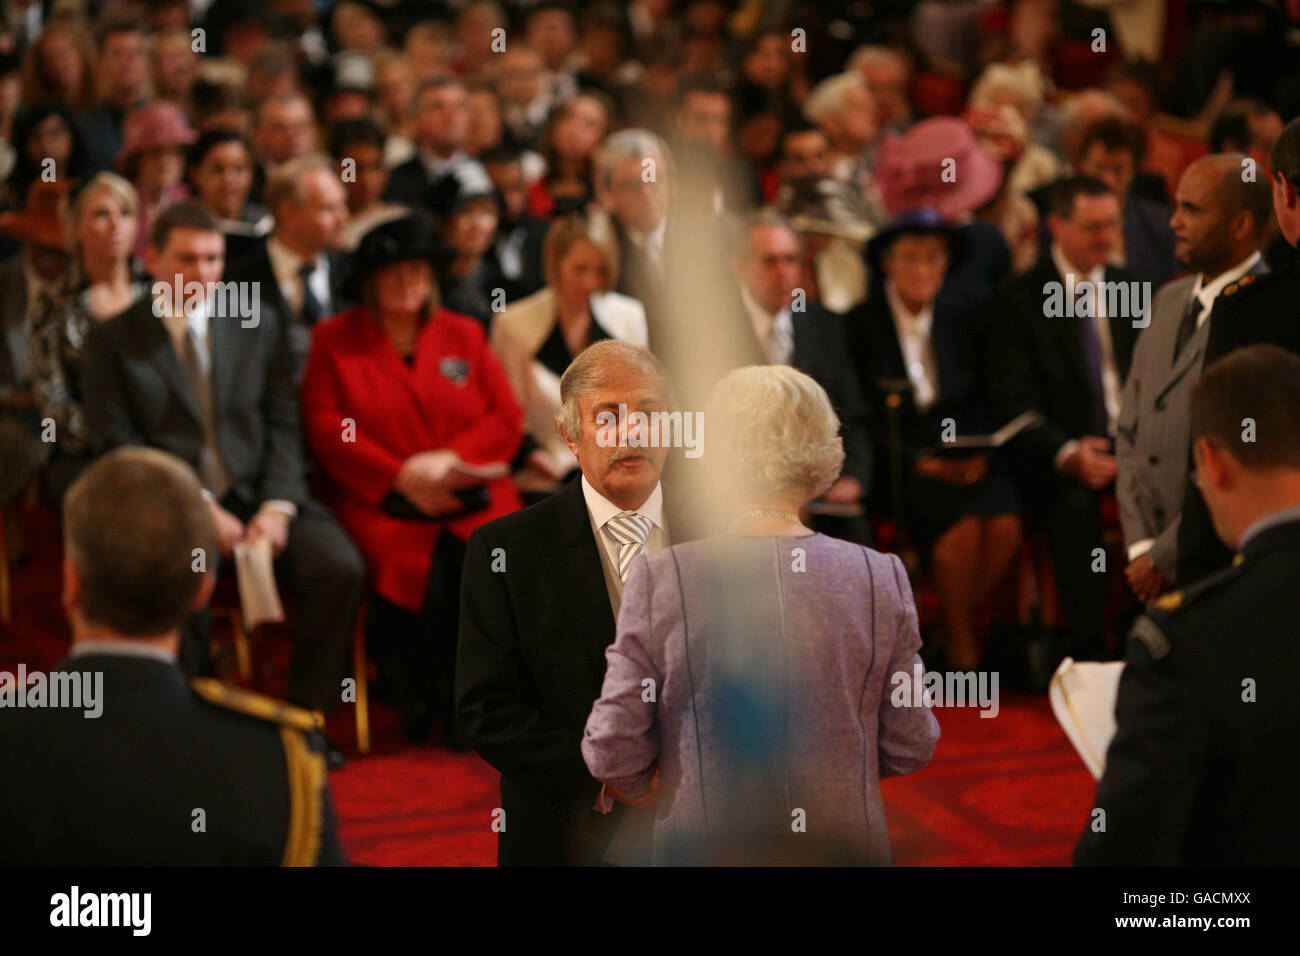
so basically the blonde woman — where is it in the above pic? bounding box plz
[492,212,647,499]
[583,365,940,865]
[27,172,147,501]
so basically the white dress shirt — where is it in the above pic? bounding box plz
[884,278,939,414]
[581,474,668,582]
[739,284,794,365]
[1050,244,1122,471]
[266,234,331,318]
[625,217,666,275]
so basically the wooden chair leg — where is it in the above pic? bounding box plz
[353,601,370,755]
[0,506,10,624]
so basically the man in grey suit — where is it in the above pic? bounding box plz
[84,202,363,751]
[1116,154,1272,601]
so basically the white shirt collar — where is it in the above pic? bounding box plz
[67,639,178,664]
[419,148,466,179]
[738,283,792,343]
[1050,242,1104,290]
[1189,250,1262,321]
[1239,502,1300,551]
[884,278,934,331]
[626,217,666,255]
[266,234,323,286]
[581,473,665,532]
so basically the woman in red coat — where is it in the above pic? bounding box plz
[301,214,524,745]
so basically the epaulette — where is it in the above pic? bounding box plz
[1146,556,1246,624]
[192,678,325,734]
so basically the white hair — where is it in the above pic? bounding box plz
[803,72,869,124]
[595,128,674,192]
[705,365,844,504]
[848,45,906,73]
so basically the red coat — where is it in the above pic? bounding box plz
[301,305,524,610]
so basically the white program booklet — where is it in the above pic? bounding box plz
[1050,657,1125,780]
[233,536,286,631]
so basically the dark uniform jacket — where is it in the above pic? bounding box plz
[1075,515,1300,865]
[1178,245,1300,585]
[0,653,343,865]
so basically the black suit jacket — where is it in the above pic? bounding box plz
[987,256,1140,490]
[0,654,343,865]
[456,476,700,866]
[83,295,309,507]
[1176,244,1300,585]
[1076,518,1300,865]
[225,239,349,384]
[384,156,435,207]
[848,289,996,483]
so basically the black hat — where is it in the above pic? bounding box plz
[346,214,443,298]
[426,161,497,218]
[865,207,965,276]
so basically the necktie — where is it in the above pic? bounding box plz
[298,261,324,327]
[181,325,231,498]
[1172,293,1200,365]
[767,310,794,365]
[1078,312,1108,437]
[607,511,653,582]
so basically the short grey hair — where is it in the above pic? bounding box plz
[556,340,675,441]
[803,72,868,124]
[595,127,674,192]
[733,207,802,264]
[264,153,336,213]
[705,365,844,503]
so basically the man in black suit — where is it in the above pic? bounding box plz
[457,340,701,866]
[481,145,549,304]
[1178,116,1300,585]
[0,447,343,865]
[84,201,363,733]
[1076,346,1300,865]
[225,154,352,383]
[731,210,872,542]
[383,76,488,215]
[988,176,1141,662]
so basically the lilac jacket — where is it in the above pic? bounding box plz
[581,533,940,865]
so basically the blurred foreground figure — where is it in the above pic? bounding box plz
[1077,347,1300,866]
[0,447,344,865]
[583,365,939,865]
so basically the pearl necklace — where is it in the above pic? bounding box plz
[728,508,802,530]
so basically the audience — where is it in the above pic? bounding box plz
[1,0,1297,869]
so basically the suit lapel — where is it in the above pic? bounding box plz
[545,478,617,678]
[137,301,202,425]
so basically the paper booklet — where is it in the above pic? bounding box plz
[233,536,286,631]
[1049,657,1125,780]
[444,459,510,489]
[923,410,1043,457]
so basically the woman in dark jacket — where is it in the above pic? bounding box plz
[848,209,1022,669]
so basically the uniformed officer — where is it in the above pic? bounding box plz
[1076,345,1300,865]
[0,447,344,865]
[1177,115,1300,584]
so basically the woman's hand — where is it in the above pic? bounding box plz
[395,453,465,516]
[915,453,988,486]
[526,448,569,482]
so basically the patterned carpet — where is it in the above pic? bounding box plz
[3,504,1096,866]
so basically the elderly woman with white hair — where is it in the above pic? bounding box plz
[582,364,940,865]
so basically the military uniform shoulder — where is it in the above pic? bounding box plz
[1132,557,1247,659]
[1220,267,1287,302]
[191,678,324,734]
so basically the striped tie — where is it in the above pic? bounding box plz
[607,511,653,581]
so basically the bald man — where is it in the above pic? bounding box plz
[1116,153,1271,601]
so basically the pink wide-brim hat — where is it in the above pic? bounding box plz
[116,101,198,174]
[875,116,1005,219]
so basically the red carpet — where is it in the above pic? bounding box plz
[3,505,1095,866]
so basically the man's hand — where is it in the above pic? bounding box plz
[823,476,864,503]
[246,509,291,557]
[1063,436,1118,489]
[208,500,246,557]
[1125,553,1170,603]
[607,770,660,809]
